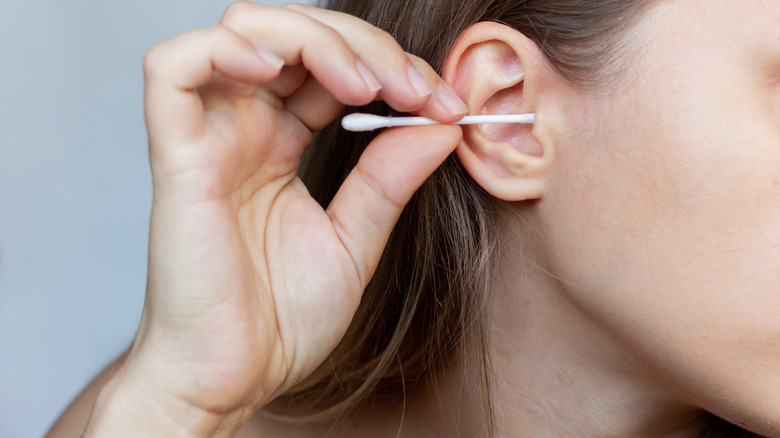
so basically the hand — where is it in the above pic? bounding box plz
[89,3,465,436]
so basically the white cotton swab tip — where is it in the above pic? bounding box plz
[341,113,535,132]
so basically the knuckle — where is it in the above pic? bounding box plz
[320,25,344,44]
[366,27,396,47]
[407,54,438,77]
[300,19,343,49]
[203,24,226,39]
[143,44,167,79]
[355,164,404,210]
[222,1,256,24]
[406,53,427,66]
[282,3,308,12]
[406,52,421,62]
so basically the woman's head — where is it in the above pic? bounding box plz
[274,0,779,435]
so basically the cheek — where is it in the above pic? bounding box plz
[532,0,780,428]
[540,87,780,420]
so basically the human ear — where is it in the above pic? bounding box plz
[443,22,554,201]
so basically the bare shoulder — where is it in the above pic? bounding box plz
[238,413,334,438]
[239,401,438,438]
[45,352,127,437]
[46,351,327,438]
[45,353,414,438]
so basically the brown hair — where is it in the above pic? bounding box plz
[268,1,758,436]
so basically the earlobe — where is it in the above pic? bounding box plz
[443,22,553,201]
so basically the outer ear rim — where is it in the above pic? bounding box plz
[443,21,552,202]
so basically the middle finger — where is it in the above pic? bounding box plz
[283,3,468,121]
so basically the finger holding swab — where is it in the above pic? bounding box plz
[341,113,535,132]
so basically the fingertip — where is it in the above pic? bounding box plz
[356,59,382,93]
[442,123,465,147]
[399,124,462,148]
[403,56,467,121]
[372,63,438,114]
[424,124,464,155]
[346,60,383,105]
[356,124,464,206]
[435,83,468,116]
[407,63,433,98]
[255,47,285,71]
[306,56,380,107]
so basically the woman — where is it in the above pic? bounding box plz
[48,0,779,436]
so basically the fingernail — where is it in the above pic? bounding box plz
[436,83,468,115]
[407,64,432,97]
[356,59,382,92]
[255,47,284,70]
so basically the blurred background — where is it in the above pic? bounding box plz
[0,0,312,436]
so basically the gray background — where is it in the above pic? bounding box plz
[0,0,313,436]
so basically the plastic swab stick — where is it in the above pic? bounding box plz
[341,113,535,132]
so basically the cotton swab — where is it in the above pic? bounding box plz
[341,113,535,132]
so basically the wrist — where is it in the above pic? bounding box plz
[84,364,253,438]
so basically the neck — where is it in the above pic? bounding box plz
[401,227,709,437]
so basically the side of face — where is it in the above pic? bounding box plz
[444,0,779,433]
[537,0,780,432]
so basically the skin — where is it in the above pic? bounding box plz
[47,1,779,437]
[532,1,780,434]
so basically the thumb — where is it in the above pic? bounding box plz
[325,124,463,287]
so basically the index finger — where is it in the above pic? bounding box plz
[282,3,468,121]
[326,125,464,287]
[218,3,382,107]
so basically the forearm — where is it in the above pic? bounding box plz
[83,367,252,438]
